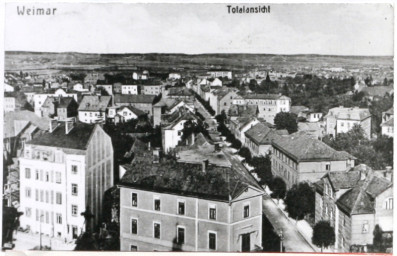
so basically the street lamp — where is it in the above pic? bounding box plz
[278,230,284,252]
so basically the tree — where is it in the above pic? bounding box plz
[373,224,385,252]
[251,155,273,187]
[285,182,315,222]
[239,147,252,162]
[274,112,298,134]
[270,177,286,203]
[312,221,335,252]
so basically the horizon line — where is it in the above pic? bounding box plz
[4,50,394,58]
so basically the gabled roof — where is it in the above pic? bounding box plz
[117,105,146,117]
[78,96,111,111]
[381,117,394,127]
[164,111,198,129]
[27,122,97,150]
[114,94,155,104]
[384,107,394,115]
[272,133,356,162]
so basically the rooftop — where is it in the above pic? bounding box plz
[114,94,155,104]
[326,107,371,121]
[27,122,96,150]
[244,93,290,100]
[245,123,287,145]
[272,133,356,162]
[4,110,50,138]
[78,95,111,112]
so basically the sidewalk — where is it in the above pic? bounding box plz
[13,231,75,251]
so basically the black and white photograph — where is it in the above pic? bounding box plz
[1,1,394,253]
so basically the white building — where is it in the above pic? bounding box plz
[4,96,16,113]
[208,71,232,80]
[168,73,181,80]
[161,112,198,153]
[78,95,112,124]
[4,83,14,92]
[19,120,114,241]
[33,89,78,117]
[381,107,394,137]
[324,107,372,139]
[121,85,139,95]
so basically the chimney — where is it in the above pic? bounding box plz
[49,119,58,133]
[65,118,75,134]
[202,159,209,173]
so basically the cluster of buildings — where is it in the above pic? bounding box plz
[2,67,394,253]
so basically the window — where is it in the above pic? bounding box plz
[362,221,369,233]
[244,204,250,218]
[326,164,330,171]
[25,187,31,198]
[35,170,39,180]
[25,208,31,217]
[209,205,216,220]
[209,232,216,250]
[56,214,62,224]
[35,189,39,201]
[154,198,161,211]
[385,197,393,210]
[178,201,185,215]
[177,227,185,244]
[71,205,78,216]
[72,165,78,174]
[25,168,31,179]
[56,192,62,204]
[130,245,137,251]
[154,222,160,239]
[72,184,78,196]
[131,219,138,234]
[45,191,49,203]
[55,172,61,184]
[45,172,49,182]
[131,193,137,207]
[36,209,39,221]
[40,190,44,202]
[342,215,346,226]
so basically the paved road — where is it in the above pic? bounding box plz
[262,195,317,252]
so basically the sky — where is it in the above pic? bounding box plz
[4,3,394,55]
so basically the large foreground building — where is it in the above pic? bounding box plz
[118,141,264,252]
[18,120,114,241]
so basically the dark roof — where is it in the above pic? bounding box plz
[78,96,111,111]
[337,187,375,215]
[27,122,96,150]
[272,134,356,162]
[327,171,362,190]
[245,123,286,145]
[118,105,146,116]
[381,117,394,127]
[4,110,50,138]
[119,158,262,202]
[228,105,258,117]
[114,94,155,104]
[167,87,194,97]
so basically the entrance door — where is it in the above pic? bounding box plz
[241,233,250,252]
[72,226,78,239]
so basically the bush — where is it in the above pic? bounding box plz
[270,177,286,202]
[312,221,335,252]
[239,147,252,162]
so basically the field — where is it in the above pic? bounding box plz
[4,51,393,75]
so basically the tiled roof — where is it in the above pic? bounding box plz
[245,123,286,145]
[326,107,371,121]
[337,187,375,215]
[118,105,146,116]
[27,122,96,150]
[78,95,111,111]
[114,94,155,104]
[164,111,198,129]
[119,158,262,202]
[167,87,193,97]
[272,133,356,162]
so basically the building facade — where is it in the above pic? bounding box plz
[243,94,291,124]
[18,121,114,241]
